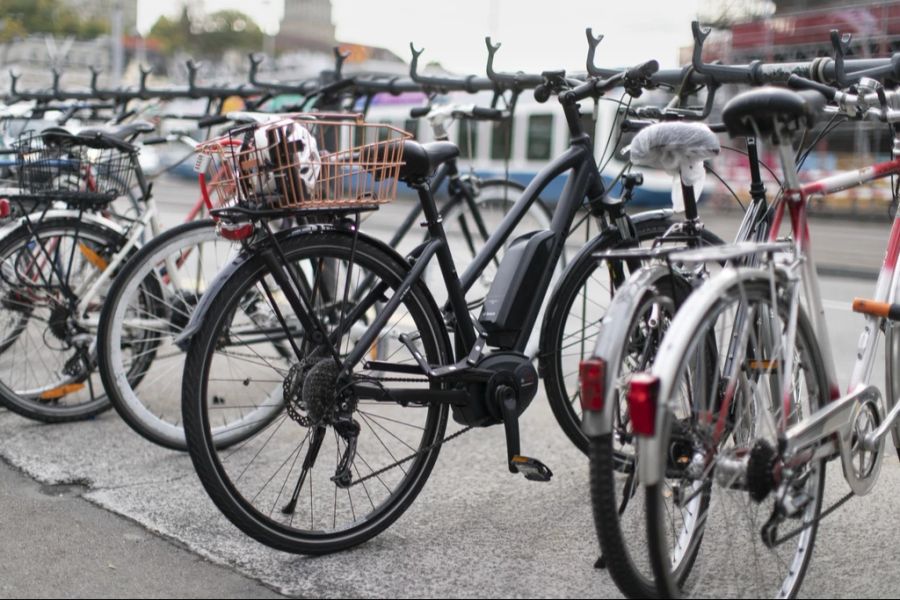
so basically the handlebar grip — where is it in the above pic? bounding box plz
[470,106,503,120]
[626,60,660,81]
[787,74,837,101]
[534,85,551,103]
[409,106,430,118]
[142,136,170,146]
[198,114,230,128]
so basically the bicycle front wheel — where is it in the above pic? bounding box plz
[541,219,724,455]
[182,230,452,554]
[98,219,262,450]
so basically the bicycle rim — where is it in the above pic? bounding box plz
[182,231,451,553]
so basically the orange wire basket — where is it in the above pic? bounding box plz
[195,113,411,211]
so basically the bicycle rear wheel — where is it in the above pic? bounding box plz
[0,217,137,421]
[645,275,827,599]
[588,272,716,599]
[182,230,452,553]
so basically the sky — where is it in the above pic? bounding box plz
[136,0,705,72]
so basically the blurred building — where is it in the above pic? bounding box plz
[269,0,406,80]
[687,1,900,65]
[684,1,900,214]
[276,0,337,54]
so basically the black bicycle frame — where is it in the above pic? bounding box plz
[338,102,604,371]
[383,161,499,264]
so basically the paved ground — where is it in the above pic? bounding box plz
[0,459,281,598]
[0,177,897,597]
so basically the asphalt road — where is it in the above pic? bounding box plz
[0,176,897,598]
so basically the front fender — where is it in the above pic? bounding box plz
[174,222,417,350]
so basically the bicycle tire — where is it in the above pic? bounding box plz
[540,218,724,455]
[0,217,145,421]
[182,230,453,554]
[588,273,714,599]
[645,276,827,599]
[98,219,274,450]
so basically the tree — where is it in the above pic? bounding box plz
[148,6,263,58]
[0,0,110,42]
[148,7,191,56]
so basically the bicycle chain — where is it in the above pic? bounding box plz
[281,365,462,486]
[350,424,475,487]
[346,373,475,486]
[764,490,855,548]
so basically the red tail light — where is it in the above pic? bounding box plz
[627,374,660,436]
[579,358,606,412]
[218,222,255,241]
[0,199,9,218]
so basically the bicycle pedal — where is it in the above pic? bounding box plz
[510,455,553,482]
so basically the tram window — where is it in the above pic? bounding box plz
[527,114,553,160]
[457,121,478,159]
[490,119,514,160]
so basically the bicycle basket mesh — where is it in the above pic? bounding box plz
[196,114,411,210]
[12,131,138,203]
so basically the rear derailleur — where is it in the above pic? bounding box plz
[283,356,360,492]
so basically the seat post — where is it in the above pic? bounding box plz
[681,181,700,222]
[410,180,478,351]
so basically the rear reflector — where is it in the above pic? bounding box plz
[0,199,9,218]
[218,222,254,241]
[579,358,606,412]
[627,373,660,436]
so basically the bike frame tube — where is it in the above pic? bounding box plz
[74,202,157,318]
[337,140,596,371]
[457,143,591,297]
[384,163,450,250]
[511,154,597,351]
[770,153,900,400]
[338,237,443,377]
